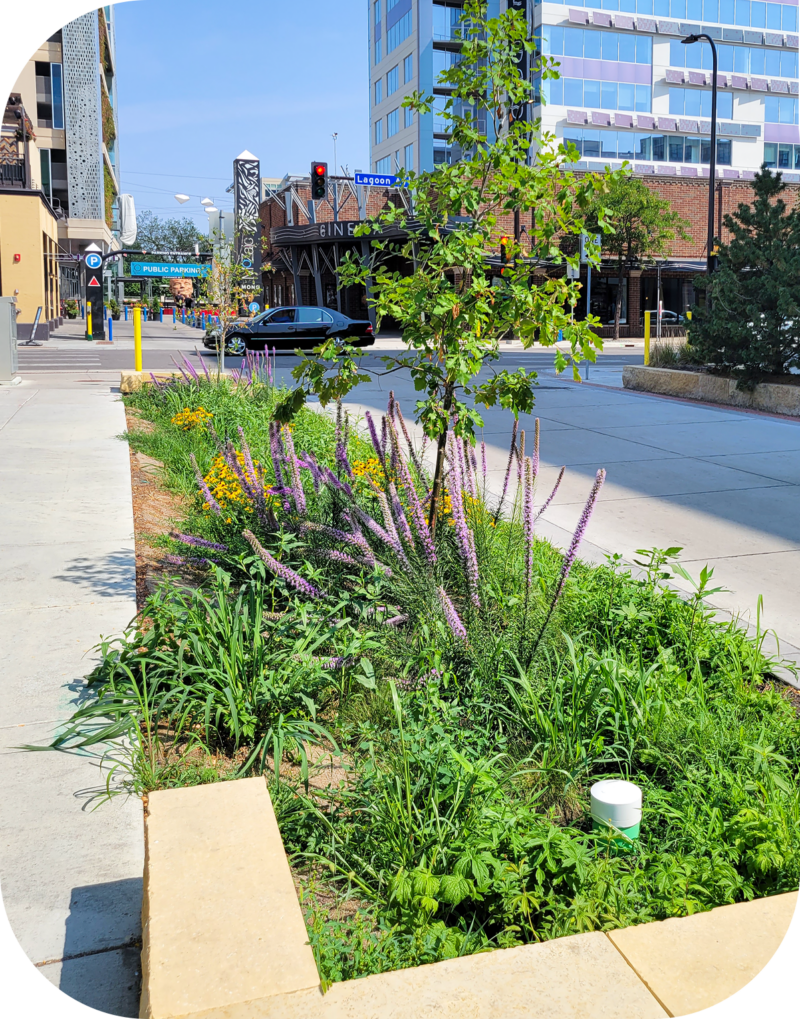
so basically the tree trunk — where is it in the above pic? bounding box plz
[427,381,455,537]
[614,256,624,342]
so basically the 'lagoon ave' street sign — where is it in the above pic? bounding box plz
[354,172,407,188]
[130,262,210,278]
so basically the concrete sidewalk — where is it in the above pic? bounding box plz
[0,375,143,1016]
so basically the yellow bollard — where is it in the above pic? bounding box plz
[134,306,142,372]
[86,306,92,341]
[686,310,692,321]
[644,310,651,366]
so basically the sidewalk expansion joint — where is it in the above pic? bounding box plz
[603,932,675,1018]
[35,938,141,968]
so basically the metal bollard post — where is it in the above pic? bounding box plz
[134,306,142,372]
[124,304,128,321]
[108,316,113,342]
[644,311,651,366]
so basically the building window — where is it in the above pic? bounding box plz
[542,26,651,64]
[374,0,382,64]
[433,143,452,165]
[433,2,462,41]
[765,95,798,123]
[404,142,414,169]
[387,108,400,136]
[375,39,382,64]
[669,38,798,78]
[404,105,414,128]
[376,156,392,172]
[387,65,399,95]
[547,78,650,113]
[404,53,413,83]
[387,11,412,53]
[51,63,64,130]
[39,149,51,200]
[764,142,800,170]
[563,127,732,167]
[669,87,733,120]
[543,0,796,31]
[434,49,462,82]
[375,119,383,144]
[432,96,450,133]
[375,80,383,105]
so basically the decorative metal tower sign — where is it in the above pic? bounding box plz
[233,150,263,311]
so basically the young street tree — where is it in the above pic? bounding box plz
[199,229,248,378]
[688,166,800,386]
[591,176,688,341]
[277,0,622,524]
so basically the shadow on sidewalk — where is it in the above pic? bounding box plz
[53,549,136,600]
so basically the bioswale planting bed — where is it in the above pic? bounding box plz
[42,353,800,984]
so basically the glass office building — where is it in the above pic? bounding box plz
[369,1,799,178]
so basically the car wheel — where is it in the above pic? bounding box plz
[226,336,246,356]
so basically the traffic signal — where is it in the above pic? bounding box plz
[311,161,327,200]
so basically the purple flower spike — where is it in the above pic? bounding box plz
[523,456,535,594]
[199,356,211,382]
[244,529,323,599]
[532,418,540,480]
[446,433,480,608]
[516,429,525,499]
[190,453,222,516]
[282,425,306,514]
[173,533,229,551]
[388,481,414,549]
[365,411,384,463]
[496,419,518,520]
[388,420,436,564]
[480,441,487,485]
[534,465,566,524]
[554,468,606,604]
[269,421,286,489]
[438,587,467,640]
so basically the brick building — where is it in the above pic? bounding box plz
[259,168,799,337]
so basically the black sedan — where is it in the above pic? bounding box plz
[203,306,374,353]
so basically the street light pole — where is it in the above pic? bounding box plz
[682,33,718,277]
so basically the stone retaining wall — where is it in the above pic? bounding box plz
[623,366,800,417]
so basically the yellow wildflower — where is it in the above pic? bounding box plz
[172,406,213,430]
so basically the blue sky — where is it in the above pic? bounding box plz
[113,0,369,229]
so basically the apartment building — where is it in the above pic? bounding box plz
[370,1,799,176]
[1,6,123,331]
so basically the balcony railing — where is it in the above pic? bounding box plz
[0,160,26,188]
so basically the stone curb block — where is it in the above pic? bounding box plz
[622,365,800,417]
[121,371,182,395]
[140,778,799,1019]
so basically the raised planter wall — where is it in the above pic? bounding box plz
[139,777,798,1019]
[623,365,800,417]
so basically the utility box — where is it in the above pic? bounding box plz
[0,297,21,385]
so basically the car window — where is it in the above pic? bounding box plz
[321,310,334,323]
[269,309,295,323]
[297,308,325,323]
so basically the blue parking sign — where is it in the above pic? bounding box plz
[85,252,102,270]
[248,301,260,312]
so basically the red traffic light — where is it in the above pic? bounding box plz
[310,161,328,199]
[314,164,325,175]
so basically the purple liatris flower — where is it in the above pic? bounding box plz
[173,533,229,551]
[496,419,518,520]
[282,424,306,514]
[365,411,384,464]
[191,453,221,516]
[532,418,540,480]
[516,429,525,497]
[438,587,467,640]
[523,456,535,595]
[387,481,414,549]
[534,465,566,524]
[446,433,480,608]
[243,529,323,598]
[554,468,606,604]
[389,420,436,563]
[269,421,286,489]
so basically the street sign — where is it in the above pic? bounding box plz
[355,172,403,187]
[130,262,210,278]
[84,252,102,270]
[248,301,260,312]
[87,275,100,288]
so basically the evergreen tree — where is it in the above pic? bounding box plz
[689,166,800,386]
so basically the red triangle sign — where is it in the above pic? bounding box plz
[88,275,100,287]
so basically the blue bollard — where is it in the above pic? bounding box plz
[108,316,113,342]
[159,309,163,323]
[124,305,128,321]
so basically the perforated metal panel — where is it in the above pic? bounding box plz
[62,12,104,222]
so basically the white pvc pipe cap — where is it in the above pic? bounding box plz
[590,779,642,829]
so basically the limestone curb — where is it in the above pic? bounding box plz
[622,365,800,417]
[140,778,799,1019]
